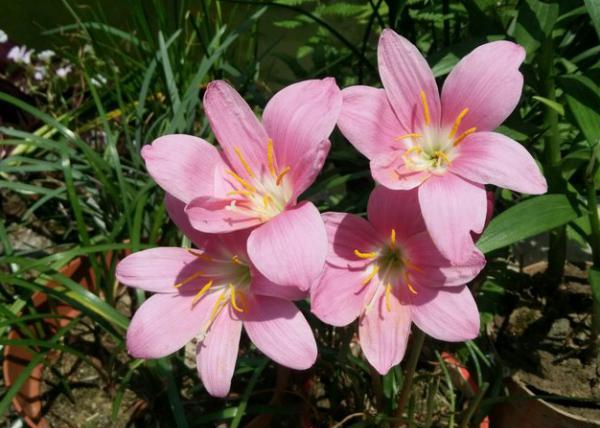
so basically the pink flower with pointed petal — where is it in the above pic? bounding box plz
[142,79,341,290]
[311,186,485,375]
[337,29,547,262]
[116,195,317,397]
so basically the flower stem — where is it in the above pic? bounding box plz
[539,36,566,282]
[586,177,600,355]
[393,328,426,426]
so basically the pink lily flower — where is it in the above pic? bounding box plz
[116,195,317,397]
[337,29,547,262]
[311,186,485,374]
[141,79,342,290]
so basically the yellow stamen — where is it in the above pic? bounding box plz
[402,257,423,273]
[390,228,396,246]
[420,90,431,125]
[433,150,451,167]
[449,108,469,138]
[233,147,255,178]
[227,189,253,198]
[191,280,213,304]
[453,127,477,146]
[394,133,422,141]
[407,283,418,295]
[267,138,277,178]
[362,265,380,286]
[208,292,226,324]
[230,285,244,312]
[275,166,291,186]
[403,146,423,157]
[187,249,213,262]
[231,255,242,265]
[174,270,206,288]
[354,249,378,259]
[385,283,392,312]
[263,193,272,208]
[227,169,256,192]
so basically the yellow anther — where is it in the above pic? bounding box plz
[453,127,477,146]
[354,249,378,259]
[227,189,253,198]
[394,133,422,141]
[226,169,256,192]
[231,255,242,265]
[449,108,469,138]
[362,265,380,286]
[420,90,431,125]
[230,285,244,312]
[233,147,255,178]
[174,270,206,288]
[267,138,277,178]
[385,283,392,312]
[187,249,213,262]
[407,283,418,295]
[275,166,291,186]
[191,280,214,304]
[403,146,423,157]
[263,193,272,208]
[208,292,226,323]
[433,150,451,167]
[390,228,396,246]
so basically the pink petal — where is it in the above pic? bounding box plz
[197,306,243,397]
[263,78,342,196]
[311,265,370,327]
[441,41,525,133]
[378,29,441,131]
[185,196,263,233]
[251,267,307,301]
[404,231,486,287]
[451,132,547,194]
[409,285,479,341]
[242,295,317,370]
[367,186,426,241]
[165,193,211,249]
[418,174,486,263]
[203,80,269,179]
[141,135,223,204]
[338,86,407,160]
[321,212,381,269]
[126,291,219,359]
[247,202,327,291]
[116,247,210,293]
[371,151,430,190]
[359,293,412,375]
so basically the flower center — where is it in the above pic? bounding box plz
[354,229,420,313]
[225,139,293,221]
[394,91,476,175]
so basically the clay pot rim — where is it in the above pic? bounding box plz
[509,374,600,426]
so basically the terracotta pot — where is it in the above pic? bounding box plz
[492,375,600,428]
[491,261,600,428]
[2,256,94,428]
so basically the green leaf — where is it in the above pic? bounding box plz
[560,75,600,146]
[532,95,564,116]
[511,0,559,56]
[477,195,580,253]
[584,0,600,40]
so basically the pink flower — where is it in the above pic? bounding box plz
[142,79,342,290]
[311,186,485,375]
[337,29,547,262]
[116,195,317,397]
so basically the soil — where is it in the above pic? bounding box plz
[496,262,600,421]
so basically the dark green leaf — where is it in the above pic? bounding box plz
[477,195,580,253]
[560,75,600,146]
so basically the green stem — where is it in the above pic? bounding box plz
[586,179,600,352]
[393,329,426,426]
[539,37,566,281]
